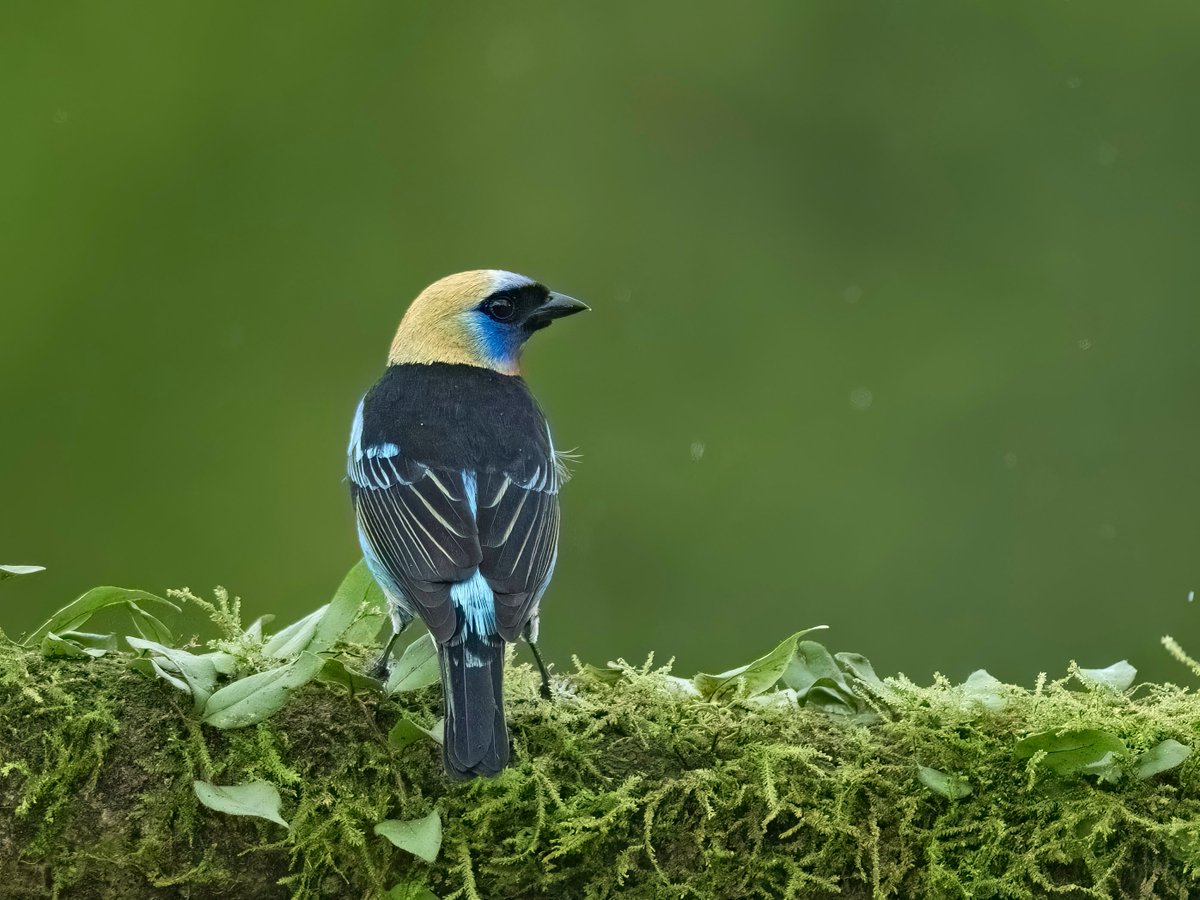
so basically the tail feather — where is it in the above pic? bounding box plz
[440,632,508,779]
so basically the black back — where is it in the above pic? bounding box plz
[361,363,551,480]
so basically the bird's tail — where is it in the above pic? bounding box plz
[439,631,509,779]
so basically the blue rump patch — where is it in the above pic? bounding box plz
[450,571,496,638]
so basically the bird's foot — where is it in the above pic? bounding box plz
[369,629,402,681]
[526,638,554,701]
[367,654,391,681]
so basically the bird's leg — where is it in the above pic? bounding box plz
[369,629,401,680]
[369,604,413,680]
[527,639,553,700]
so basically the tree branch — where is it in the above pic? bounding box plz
[1,635,1197,899]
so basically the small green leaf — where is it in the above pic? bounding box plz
[335,559,389,646]
[128,602,175,645]
[243,614,275,642]
[694,626,828,702]
[388,719,426,750]
[917,765,972,799]
[783,641,854,700]
[23,587,179,647]
[41,631,104,659]
[127,636,220,712]
[375,811,442,863]
[385,881,439,900]
[579,663,625,685]
[388,717,443,750]
[1015,728,1129,777]
[202,652,323,728]
[261,606,325,659]
[1080,750,1125,784]
[803,680,861,716]
[147,657,190,694]
[959,670,1007,713]
[1135,739,1192,780]
[61,631,119,653]
[199,650,239,676]
[128,657,157,679]
[1077,660,1136,693]
[128,638,220,715]
[312,560,387,651]
[0,565,44,582]
[263,562,389,661]
[385,634,440,694]
[835,652,891,698]
[193,779,289,828]
[318,657,384,694]
[41,631,117,658]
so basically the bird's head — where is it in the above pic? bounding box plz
[387,270,588,375]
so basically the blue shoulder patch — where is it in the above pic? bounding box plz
[366,443,400,459]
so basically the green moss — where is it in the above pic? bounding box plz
[0,631,1198,899]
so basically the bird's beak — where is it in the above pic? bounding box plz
[542,291,590,318]
[528,291,590,329]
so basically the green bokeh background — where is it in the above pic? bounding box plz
[2,3,1197,685]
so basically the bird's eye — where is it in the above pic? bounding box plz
[484,296,516,322]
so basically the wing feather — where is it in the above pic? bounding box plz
[351,451,480,642]
[477,466,560,641]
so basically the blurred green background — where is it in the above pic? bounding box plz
[2,3,1198,685]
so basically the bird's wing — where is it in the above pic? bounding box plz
[476,433,563,643]
[350,440,481,643]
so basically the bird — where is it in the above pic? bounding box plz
[347,270,587,779]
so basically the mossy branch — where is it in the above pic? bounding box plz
[2,630,1199,899]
